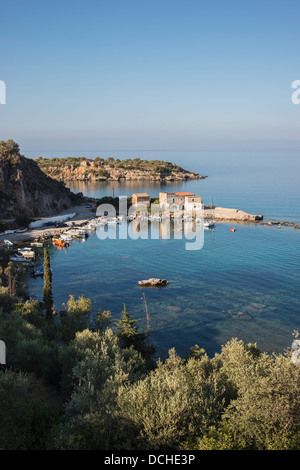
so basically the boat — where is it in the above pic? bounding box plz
[230,227,236,232]
[18,247,35,256]
[4,239,13,246]
[31,242,44,247]
[204,195,216,229]
[204,221,215,229]
[11,252,24,258]
[60,233,73,241]
[10,255,27,262]
[32,268,44,277]
[53,238,69,247]
[106,218,120,224]
[65,229,85,236]
[15,228,27,233]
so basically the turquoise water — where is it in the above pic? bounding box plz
[28,151,300,358]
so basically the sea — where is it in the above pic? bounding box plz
[27,150,300,358]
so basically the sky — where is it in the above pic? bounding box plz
[1,0,300,155]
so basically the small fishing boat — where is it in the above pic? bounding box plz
[11,252,24,258]
[204,221,215,229]
[10,255,27,262]
[60,234,73,241]
[52,237,64,244]
[106,218,120,224]
[18,247,35,256]
[204,195,216,229]
[4,239,13,246]
[53,238,69,247]
[230,227,236,232]
[32,268,44,277]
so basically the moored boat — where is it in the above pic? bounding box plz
[204,221,215,229]
[53,237,69,247]
[10,255,27,262]
[18,247,35,257]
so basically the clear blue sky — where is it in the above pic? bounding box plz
[1,0,300,153]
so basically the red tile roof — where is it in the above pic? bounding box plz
[174,192,195,196]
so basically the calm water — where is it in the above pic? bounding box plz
[28,151,300,358]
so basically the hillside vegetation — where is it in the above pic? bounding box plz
[0,260,299,450]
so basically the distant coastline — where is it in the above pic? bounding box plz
[35,156,206,182]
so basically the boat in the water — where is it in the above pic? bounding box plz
[53,237,69,247]
[18,247,35,257]
[106,218,120,224]
[204,195,216,229]
[4,239,13,246]
[31,242,44,247]
[204,221,215,229]
[32,268,44,277]
[60,233,73,241]
[10,255,27,262]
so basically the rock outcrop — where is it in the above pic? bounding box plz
[0,140,81,219]
[138,278,169,287]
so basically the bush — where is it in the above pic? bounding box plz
[54,328,146,449]
[0,307,59,382]
[0,369,57,449]
[59,295,92,342]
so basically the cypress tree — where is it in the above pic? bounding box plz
[43,248,53,321]
[115,304,156,369]
[115,304,138,340]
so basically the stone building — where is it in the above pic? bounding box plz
[131,193,150,206]
[159,191,203,211]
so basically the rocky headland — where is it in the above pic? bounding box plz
[35,156,205,182]
[0,140,82,220]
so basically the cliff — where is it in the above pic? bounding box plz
[0,140,80,219]
[35,156,205,182]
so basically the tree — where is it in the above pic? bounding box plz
[115,304,139,346]
[43,248,53,321]
[94,309,112,332]
[0,139,20,157]
[59,295,92,342]
[115,305,156,368]
[4,262,19,297]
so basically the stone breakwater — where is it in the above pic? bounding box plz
[204,207,263,222]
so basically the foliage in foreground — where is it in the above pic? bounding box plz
[0,285,299,450]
